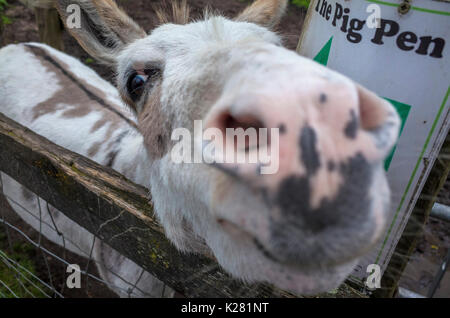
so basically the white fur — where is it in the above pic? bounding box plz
[0,43,171,297]
[0,2,400,297]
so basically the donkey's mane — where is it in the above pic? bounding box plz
[154,0,191,25]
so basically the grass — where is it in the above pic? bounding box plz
[0,229,49,298]
[291,0,310,9]
[0,0,12,25]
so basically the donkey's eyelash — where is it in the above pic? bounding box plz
[143,68,161,77]
[134,68,162,84]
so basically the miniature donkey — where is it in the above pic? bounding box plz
[0,0,400,296]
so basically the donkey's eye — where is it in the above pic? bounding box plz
[127,73,148,101]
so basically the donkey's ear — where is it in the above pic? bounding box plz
[55,0,146,66]
[235,0,288,29]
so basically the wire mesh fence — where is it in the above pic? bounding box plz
[0,171,166,298]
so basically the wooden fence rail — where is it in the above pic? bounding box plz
[0,112,364,298]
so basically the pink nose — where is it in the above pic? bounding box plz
[202,78,399,191]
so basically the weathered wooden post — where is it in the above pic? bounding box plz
[296,0,449,296]
[20,0,64,51]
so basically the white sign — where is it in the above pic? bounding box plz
[298,0,449,283]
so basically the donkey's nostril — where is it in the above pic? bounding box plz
[223,113,264,132]
[216,112,266,151]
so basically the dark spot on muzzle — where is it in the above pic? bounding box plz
[299,125,321,175]
[327,161,336,172]
[268,153,374,267]
[344,109,358,139]
[278,124,287,134]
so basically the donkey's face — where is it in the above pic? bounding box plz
[57,0,400,294]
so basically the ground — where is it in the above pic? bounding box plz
[0,0,448,298]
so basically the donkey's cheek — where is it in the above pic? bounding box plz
[137,86,172,159]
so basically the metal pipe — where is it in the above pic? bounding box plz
[427,249,450,298]
[397,287,425,298]
[430,202,450,223]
